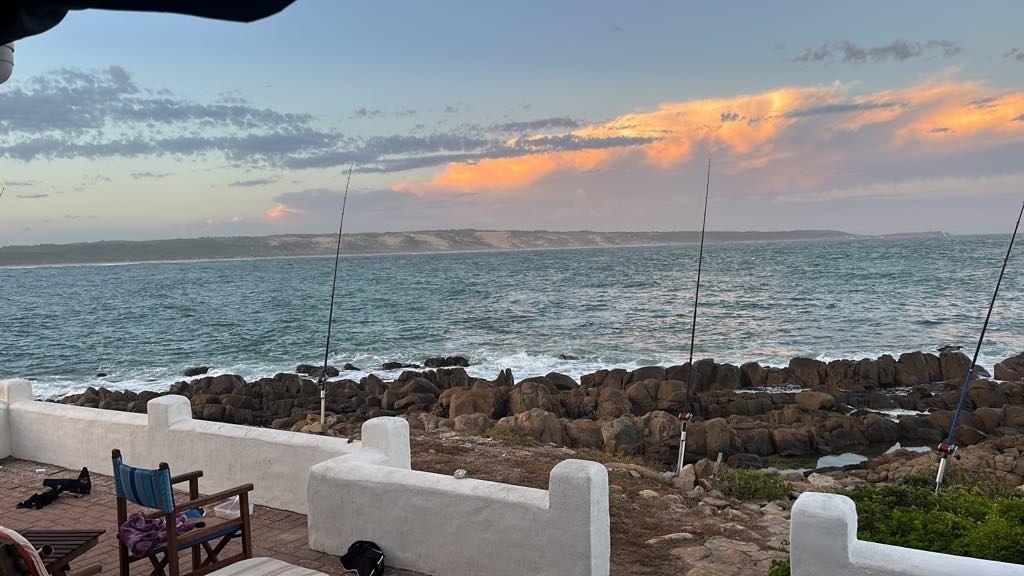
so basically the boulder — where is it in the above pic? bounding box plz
[794,390,835,411]
[448,381,508,420]
[895,351,939,386]
[630,366,667,383]
[739,362,766,388]
[596,385,632,420]
[789,358,825,388]
[640,410,681,463]
[704,418,731,457]
[710,364,741,390]
[184,366,210,377]
[545,372,578,391]
[424,356,470,368]
[771,427,813,456]
[565,419,604,449]
[452,413,495,434]
[382,361,421,370]
[995,352,1024,381]
[506,408,568,445]
[509,379,563,416]
[600,415,641,455]
[399,377,442,398]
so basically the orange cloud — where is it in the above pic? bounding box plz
[394,78,1024,196]
[265,204,304,221]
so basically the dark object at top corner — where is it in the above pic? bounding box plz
[1,1,299,45]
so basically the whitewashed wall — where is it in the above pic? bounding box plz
[308,458,610,576]
[791,492,1024,576]
[0,379,409,513]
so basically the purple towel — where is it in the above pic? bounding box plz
[118,511,195,557]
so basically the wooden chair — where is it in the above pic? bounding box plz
[111,449,254,576]
[0,526,102,576]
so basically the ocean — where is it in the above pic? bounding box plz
[3,235,1023,398]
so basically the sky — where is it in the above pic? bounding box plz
[1,1,1023,245]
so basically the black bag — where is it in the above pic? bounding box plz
[339,541,385,576]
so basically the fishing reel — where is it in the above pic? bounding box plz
[937,442,959,458]
[316,373,328,392]
[678,411,693,425]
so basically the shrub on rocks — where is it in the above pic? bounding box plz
[843,475,1024,564]
[717,468,790,501]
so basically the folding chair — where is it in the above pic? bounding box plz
[111,449,254,576]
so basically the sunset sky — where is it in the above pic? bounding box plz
[2,1,1024,244]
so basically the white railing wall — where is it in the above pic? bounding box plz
[0,379,409,513]
[307,458,610,576]
[790,492,1024,576]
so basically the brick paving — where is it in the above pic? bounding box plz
[0,457,419,576]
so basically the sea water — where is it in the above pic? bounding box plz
[3,234,1023,398]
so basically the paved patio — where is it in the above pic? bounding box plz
[0,457,417,576]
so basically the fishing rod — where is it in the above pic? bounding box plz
[934,200,1024,492]
[676,158,711,476]
[317,164,355,428]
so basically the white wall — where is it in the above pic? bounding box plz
[791,492,1024,576]
[308,458,610,576]
[0,379,409,514]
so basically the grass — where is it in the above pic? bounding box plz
[717,468,791,501]
[482,425,539,446]
[839,474,1024,564]
[575,448,650,467]
[767,559,790,576]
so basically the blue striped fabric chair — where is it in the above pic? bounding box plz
[111,449,254,576]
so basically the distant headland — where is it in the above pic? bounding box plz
[0,229,948,267]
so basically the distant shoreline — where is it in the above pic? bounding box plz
[0,228,949,268]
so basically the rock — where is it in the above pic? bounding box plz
[740,362,766,388]
[449,381,508,420]
[995,352,1024,381]
[794,390,835,411]
[645,532,694,545]
[95,372,108,378]
[506,408,568,444]
[509,378,563,416]
[382,361,421,370]
[895,351,940,386]
[771,427,813,456]
[399,377,442,397]
[640,411,681,463]
[789,357,826,388]
[342,363,360,371]
[565,419,604,449]
[631,365,667,383]
[184,366,210,377]
[601,415,641,455]
[424,356,470,368]
[807,472,837,488]
[673,464,696,491]
[545,372,578,391]
[452,413,495,434]
[558,353,580,360]
[452,469,468,479]
[638,489,660,499]
[596,385,632,420]
[704,418,732,457]
[296,364,339,378]
[711,363,742,390]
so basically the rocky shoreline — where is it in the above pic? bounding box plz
[55,349,1024,486]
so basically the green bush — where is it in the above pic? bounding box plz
[766,559,790,576]
[482,425,538,446]
[840,475,1024,564]
[717,468,791,501]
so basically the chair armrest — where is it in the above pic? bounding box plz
[170,471,203,485]
[174,484,254,514]
[176,518,243,548]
